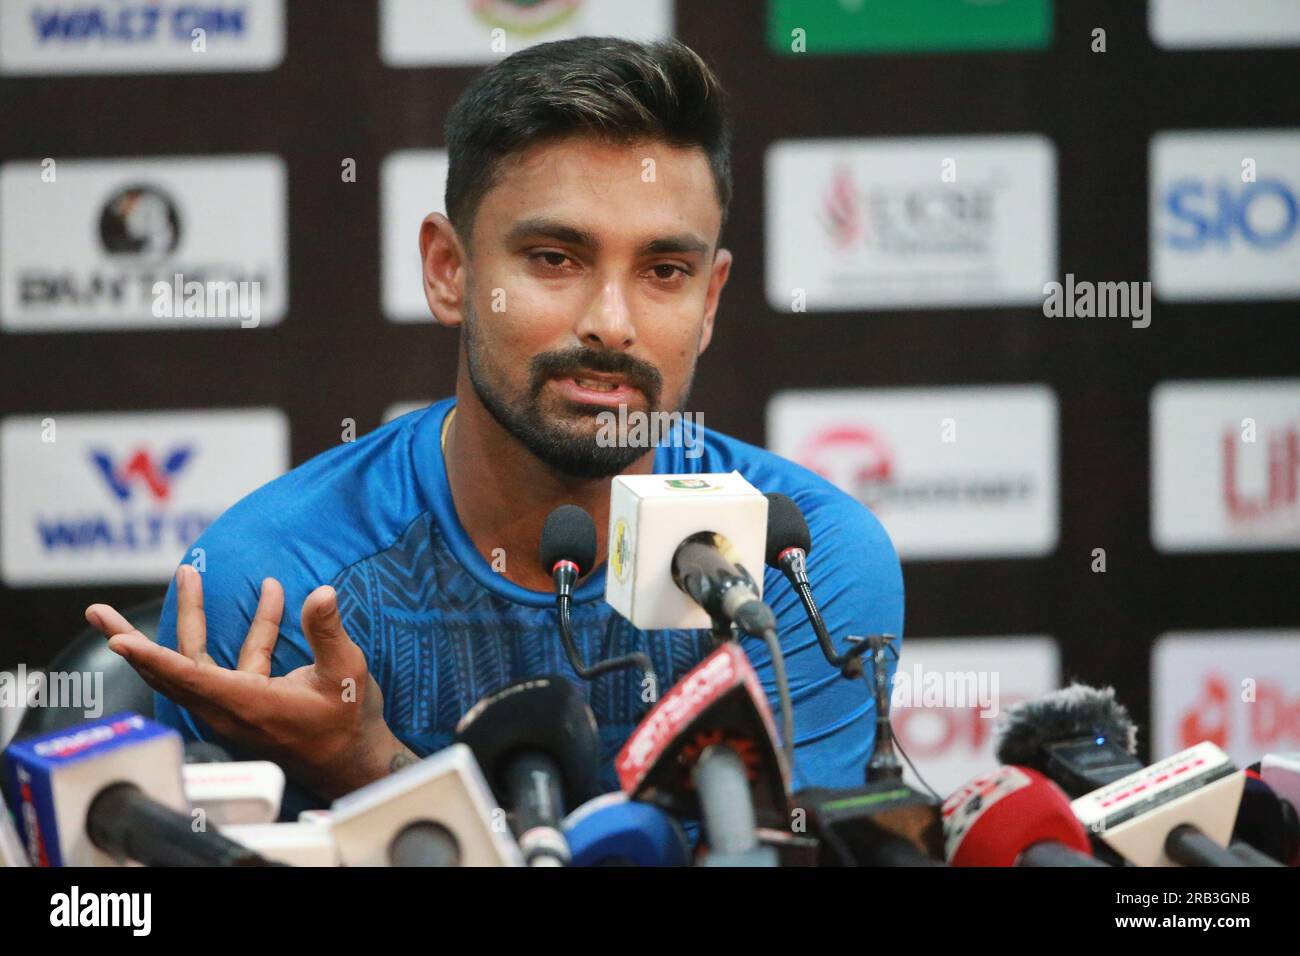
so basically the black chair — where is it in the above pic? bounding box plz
[11,597,164,741]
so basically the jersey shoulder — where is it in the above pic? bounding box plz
[697,426,897,563]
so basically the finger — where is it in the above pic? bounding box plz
[85,604,146,641]
[108,637,208,712]
[106,633,231,705]
[237,577,284,676]
[300,586,361,684]
[175,564,209,661]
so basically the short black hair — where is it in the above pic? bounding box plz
[444,36,733,246]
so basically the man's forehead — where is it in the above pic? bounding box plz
[476,134,722,245]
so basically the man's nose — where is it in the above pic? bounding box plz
[573,277,635,351]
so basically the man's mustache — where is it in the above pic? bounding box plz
[529,348,663,407]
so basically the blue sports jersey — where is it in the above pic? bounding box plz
[153,399,904,815]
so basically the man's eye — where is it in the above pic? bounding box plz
[650,263,689,281]
[533,251,570,269]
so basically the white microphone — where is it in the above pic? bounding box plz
[219,820,338,867]
[605,471,768,630]
[328,743,523,867]
[183,759,285,827]
[1070,741,1248,867]
[2,712,271,866]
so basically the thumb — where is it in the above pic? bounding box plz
[301,586,360,682]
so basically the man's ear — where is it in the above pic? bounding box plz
[419,213,469,328]
[697,246,732,355]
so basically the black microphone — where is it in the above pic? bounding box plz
[540,505,657,696]
[87,784,280,867]
[1234,766,1300,865]
[455,676,601,866]
[763,492,907,785]
[995,684,1143,798]
[670,531,776,637]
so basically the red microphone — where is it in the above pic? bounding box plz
[942,765,1105,867]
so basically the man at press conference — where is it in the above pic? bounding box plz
[84,36,904,817]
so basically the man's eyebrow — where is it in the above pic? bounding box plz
[504,218,598,250]
[638,234,711,257]
[503,217,710,257]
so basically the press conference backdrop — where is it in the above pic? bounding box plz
[1,1,1298,794]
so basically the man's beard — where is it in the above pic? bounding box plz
[463,300,690,479]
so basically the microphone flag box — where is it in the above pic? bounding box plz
[329,742,524,867]
[2,711,185,866]
[1070,741,1244,867]
[605,471,768,629]
[615,643,791,829]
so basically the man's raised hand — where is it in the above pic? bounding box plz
[85,565,408,799]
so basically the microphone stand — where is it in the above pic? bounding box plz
[551,560,659,704]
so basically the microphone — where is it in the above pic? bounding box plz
[763,492,871,677]
[616,643,791,866]
[219,820,339,867]
[1,779,27,867]
[995,683,1143,797]
[3,712,274,866]
[764,491,906,786]
[539,504,657,694]
[562,791,691,866]
[1261,752,1300,817]
[1233,765,1300,865]
[671,532,776,637]
[327,743,522,867]
[182,741,285,827]
[604,471,768,631]
[797,783,946,866]
[1071,741,1265,867]
[455,677,601,866]
[942,766,1105,867]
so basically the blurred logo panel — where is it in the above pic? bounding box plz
[0,155,286,332]
[1151,130,1300,301]
[893,637,1060,798]
[767,0,1052,54]
[380,150,449,323]
[0,410,289,585]
[1149,0,1300,50]
[380,0,672,67]
[766,136,1057,311]
[1151,380,1300,551]
[767,385,1058,559]
[0,0,284,75]
[1153,631,1300,767]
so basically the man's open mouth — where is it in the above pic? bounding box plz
[570,374,626,393]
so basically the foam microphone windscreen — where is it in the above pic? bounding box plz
[455,676,601,810]
[763,492,812,567]
[942,765,1092,867]
[995,684,1138,769]
[540,504,598,576]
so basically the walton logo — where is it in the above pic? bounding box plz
[90,446,193,503]
[35,444,210,555]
